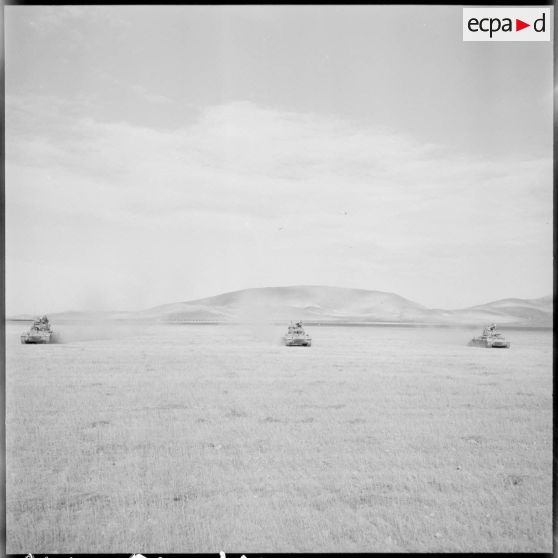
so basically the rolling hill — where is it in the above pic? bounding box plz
[134,286,552,327]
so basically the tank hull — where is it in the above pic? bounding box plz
[284,335,312,347]
[21,332,53,344]
[468,337,510,348]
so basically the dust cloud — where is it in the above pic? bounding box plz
[51,319,144,343]
[233,291,291,345]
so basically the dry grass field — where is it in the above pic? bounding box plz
[5,322,552,553]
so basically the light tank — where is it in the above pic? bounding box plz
[284,321,312,347]
[20,315,59,344]
[468,323,510,348]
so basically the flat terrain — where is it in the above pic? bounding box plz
[6,322,553,552]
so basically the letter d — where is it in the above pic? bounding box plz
[534,13,545,32]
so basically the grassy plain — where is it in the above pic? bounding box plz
[5,322,553,553]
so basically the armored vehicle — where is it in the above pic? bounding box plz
[21,315,58,344]
[284,321,312,347]
[468,323,510,348]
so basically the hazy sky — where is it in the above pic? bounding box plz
[5,5,553,314]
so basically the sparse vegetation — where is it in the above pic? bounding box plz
[6,323,552,552]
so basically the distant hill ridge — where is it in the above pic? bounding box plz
[143,286,552,326]
[14,286,552,326]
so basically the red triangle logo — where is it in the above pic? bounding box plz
[516,19,530,31]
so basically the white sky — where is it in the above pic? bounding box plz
[5,5,553,314]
